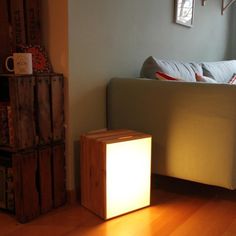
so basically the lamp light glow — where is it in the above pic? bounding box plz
[80,130,152,220]
[106,137,151,219]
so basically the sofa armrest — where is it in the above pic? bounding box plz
[107,78,236,189]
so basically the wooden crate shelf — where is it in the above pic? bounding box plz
[0,74,66,223]
[0,74,65,150]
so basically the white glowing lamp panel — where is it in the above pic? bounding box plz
[106,137,151,219]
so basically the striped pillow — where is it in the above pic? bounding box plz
[228,74,236,84]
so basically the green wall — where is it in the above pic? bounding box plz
[68,0,232,191]
[230,5,236,59]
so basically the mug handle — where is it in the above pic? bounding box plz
[5,56,14,72]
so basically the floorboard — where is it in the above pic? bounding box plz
[1,175,236,236]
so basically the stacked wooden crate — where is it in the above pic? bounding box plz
[0,0,66,223]
[0,0,41,72]
[0,74,66,223]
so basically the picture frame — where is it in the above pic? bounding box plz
[175,0,195,28]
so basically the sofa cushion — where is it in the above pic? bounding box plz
[140,56,202,82]
[202,60,236,83]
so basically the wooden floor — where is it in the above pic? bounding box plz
[1,176,236,236]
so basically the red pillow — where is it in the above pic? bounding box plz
[156,71,182,81]
[228,74,236,85]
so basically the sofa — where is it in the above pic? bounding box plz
[107,57,236,190]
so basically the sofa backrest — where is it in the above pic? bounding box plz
[140,56,236,83]
[140,56,202,82]
[202,60,236,83]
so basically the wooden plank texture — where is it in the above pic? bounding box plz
[38,146,53,213]
[0,73,65,223]
[12,151,40,223]
[24,0,41,45]
[36,75,52,145]
[52,143,66,207]
[15,76,36,149]
[0,166,6,209]
[0,0,11,73]
[51,75,64,142]
[3,182,236,235]
[80,134,106,217]
[10,0,26,49]
[8,76,20,150]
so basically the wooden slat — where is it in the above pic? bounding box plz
[80,134,106,217]
[24,0,41,45]
[80,135,87,205]
[12,154,22,219]
[15,76,36,149]
[0,166,7,209]
[52,143,66,207]
[12,151,40,223]
[6,167,14,211]
[10,0,26,49]
[91,137,106,218]
[51,75,64,142]
[0,154,14,211]
[38,146,53,213]
[8,77,19,150]
[0,0,11,73]
[8,75,33,149]
[36,75,52,145]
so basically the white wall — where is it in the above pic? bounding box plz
[43,0,232,192]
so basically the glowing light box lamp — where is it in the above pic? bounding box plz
[80,129,152,220]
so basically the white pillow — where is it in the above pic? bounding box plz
[140,56,202,81]
[195,73,218,83]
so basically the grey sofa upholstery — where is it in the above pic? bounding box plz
[107,57,236,189]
